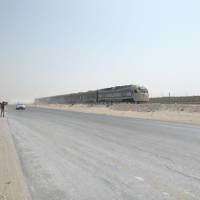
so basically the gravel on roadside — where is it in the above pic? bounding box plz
[0,118,32,200]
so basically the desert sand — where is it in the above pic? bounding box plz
[33,103,200,125]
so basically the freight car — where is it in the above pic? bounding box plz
[35,85,149,104]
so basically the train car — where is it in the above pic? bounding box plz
[61,91,97,104]
[98,85,149,103]
[80,91,97,104]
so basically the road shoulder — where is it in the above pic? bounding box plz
[0,118,32,200]
[32,104,200,125]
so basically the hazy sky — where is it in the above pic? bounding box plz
[1,0,200,102]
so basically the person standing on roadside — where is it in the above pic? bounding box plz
[0,101,7,118]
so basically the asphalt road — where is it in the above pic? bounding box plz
[7,106,200,200]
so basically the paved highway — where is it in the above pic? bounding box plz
[7,107,200,200]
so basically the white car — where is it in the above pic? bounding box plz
[16,103,26,110]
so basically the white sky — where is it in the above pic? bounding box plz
[1,0,200,102]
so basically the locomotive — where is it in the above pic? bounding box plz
[35,85,149,104]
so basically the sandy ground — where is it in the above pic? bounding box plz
[0,118,31,200]
[32,103,200,125]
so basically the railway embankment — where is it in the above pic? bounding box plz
[33,103,200,125]
[150,96,200,104]
[0,118,32,200]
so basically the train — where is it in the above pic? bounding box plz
[35,85,149,104]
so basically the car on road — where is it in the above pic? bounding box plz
[16,103,26,110]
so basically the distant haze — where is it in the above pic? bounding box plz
[1,0,200,103]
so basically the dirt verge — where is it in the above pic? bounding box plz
[32,103,200,125]
[0,118,32,200]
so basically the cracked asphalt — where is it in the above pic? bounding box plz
[7,106,200,200]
